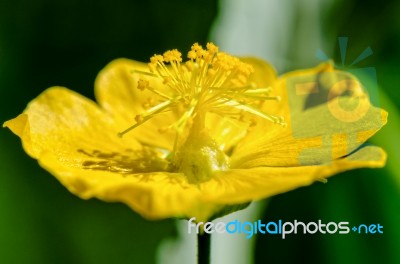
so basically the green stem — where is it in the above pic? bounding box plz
[197,231,211,264]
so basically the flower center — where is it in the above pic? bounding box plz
[118,43,285,183]
[173,112,230,183]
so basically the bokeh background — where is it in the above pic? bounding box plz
[0,0,399,263]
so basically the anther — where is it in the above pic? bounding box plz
[150,54,164,64]
[137,79,149,91]
[135,115,144,123]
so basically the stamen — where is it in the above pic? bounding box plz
[131,69,158,77]
[118,100,174,137]
[226,100,286,126]
[119,42,286,138]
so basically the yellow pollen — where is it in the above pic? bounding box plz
[135,114,144,123]
[142,98,155,109]
[187,50,197,60]
[119,42,286,138]
[163,49,182,63]
[150,54,164,64]
[206,42,219,54]
[137,79,149,91]
[163,76,173,85]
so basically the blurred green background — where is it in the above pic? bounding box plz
[0,0,399,263]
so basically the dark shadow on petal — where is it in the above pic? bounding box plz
[77,148,170,174]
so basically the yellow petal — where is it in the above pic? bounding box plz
[205,113,248,152]
[203,146,386,204]
[3,87,143,167]
[36,152,202,218]
[232,103,387,168]
[231,62,388,168]
[95,58,177,151]
[4,87,220,219]
[4,114,34,155]
[3,87,221,221]
[240,57,277,88]
[32,150,225,222]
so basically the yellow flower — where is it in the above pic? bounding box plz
[4,43,387,222]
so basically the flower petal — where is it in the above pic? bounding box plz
[33,151,224,222]
[231,103,387,168]
[240,57,277,88]
[36,152,198,216]
[3,87,145,168]
[231,63,388,167]
[202,145,386,204]
[4,87,223,219]
[95,59,177,150]
[205,113,249,152]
